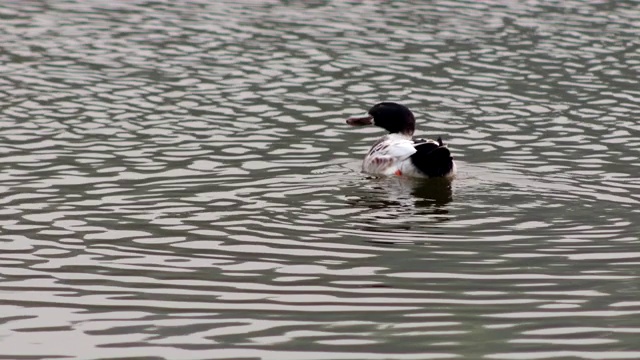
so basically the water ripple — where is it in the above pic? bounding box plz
[1,0,640,359]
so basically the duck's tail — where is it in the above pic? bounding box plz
[410,137,455,178]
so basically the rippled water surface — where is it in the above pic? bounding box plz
[2,0,640,359]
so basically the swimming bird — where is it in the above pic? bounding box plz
[346,102,456,178]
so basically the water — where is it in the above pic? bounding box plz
[1,0,640,359]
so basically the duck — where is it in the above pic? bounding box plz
[346,102,456,178]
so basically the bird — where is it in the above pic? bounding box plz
[346,102,456,178]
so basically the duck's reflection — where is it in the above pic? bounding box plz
[346,176,453,234]
[411,177,453,209]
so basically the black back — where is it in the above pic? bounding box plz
[410,139,454,177]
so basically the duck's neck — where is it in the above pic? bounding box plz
[391,130,414,138]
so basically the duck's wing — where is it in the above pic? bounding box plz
[369,137,416,159]
[364,137,417,175]
[408,139,455,177]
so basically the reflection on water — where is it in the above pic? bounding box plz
[1,0,640,359]
[412,178,453,208]
[347,176,453,235]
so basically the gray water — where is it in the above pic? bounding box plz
[1,0,640,359]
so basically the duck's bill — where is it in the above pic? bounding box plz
[346,115,373,126]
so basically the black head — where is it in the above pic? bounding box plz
[346,102,416,135]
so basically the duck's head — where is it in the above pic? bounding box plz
[346,102,416,136]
